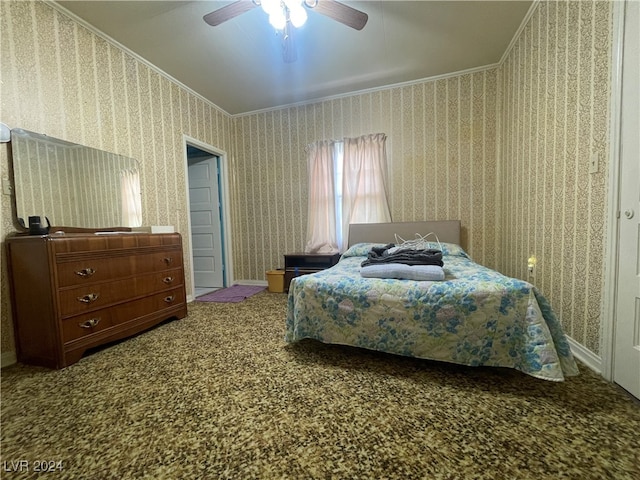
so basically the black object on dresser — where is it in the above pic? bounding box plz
[284,252,341,292]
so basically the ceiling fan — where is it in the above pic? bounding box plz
[203,0,369,63]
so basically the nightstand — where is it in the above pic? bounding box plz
[284,252,341,292]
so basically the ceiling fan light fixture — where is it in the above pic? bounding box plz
[260,0,281,16]
[283,0,302,9]
[289,6,308,28]
[204,0,368,62]
[269,11,287,30]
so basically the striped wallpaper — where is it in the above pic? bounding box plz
[498,0,612,354]
[232,69,500,280]
[0,0,234,355]
[0,0,614,360]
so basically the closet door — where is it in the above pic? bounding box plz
[613,0,640,400]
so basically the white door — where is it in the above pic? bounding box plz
[613,0,640,400]
[188,155,224,289]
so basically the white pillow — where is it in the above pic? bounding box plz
[360,263,445,281]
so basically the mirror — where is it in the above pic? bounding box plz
[10,128,142,230]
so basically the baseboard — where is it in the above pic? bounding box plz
[566,335,602,375]
[233,280,268,286]
[1,351,17,368]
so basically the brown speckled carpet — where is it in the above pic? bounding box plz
[1,292,639,480]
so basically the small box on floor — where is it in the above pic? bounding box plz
[266,269,285,293]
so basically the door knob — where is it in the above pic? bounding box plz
[624,209,634,219]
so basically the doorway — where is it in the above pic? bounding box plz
[186,143,226,298]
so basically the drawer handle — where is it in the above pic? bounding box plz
[164,295,175,303]
[163,257,173,265]
[79,318,100,328]
[163,276,174,284]
[75,268,96,278]
[77,293,99,304]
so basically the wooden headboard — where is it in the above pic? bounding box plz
[348,220,461,247]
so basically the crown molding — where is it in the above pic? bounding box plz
[498,0,541,66]
[233,63,501,118]
[46,1,232,118]
[47,0,537,119]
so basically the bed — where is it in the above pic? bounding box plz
[285,221,579,381]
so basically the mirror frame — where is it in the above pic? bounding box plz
[9,128,142,232]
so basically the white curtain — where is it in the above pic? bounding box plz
[304,140,339,253]
[341,133,391,248]
[121,169,142,227]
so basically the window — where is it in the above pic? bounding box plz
[334,141,344,248]
[305,133,391,253]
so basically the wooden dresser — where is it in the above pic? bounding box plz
[6,232,188,368]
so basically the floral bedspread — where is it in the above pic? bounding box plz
[285,243,579,381]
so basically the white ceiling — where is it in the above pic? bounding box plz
[56,0,534,115]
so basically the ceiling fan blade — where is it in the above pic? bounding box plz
[311,0,368,30]
[203,0,258,27]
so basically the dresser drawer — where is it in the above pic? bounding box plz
[56,250,183,287]
[58,268,184,317]
[61,287,186,343]
[50,233,183,253]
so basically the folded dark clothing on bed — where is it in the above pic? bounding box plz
[361,244,444,267]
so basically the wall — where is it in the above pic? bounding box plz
[497,0,613,354]
[232,69,500,280]
[0,0,234,356]
[0,0,614,363]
